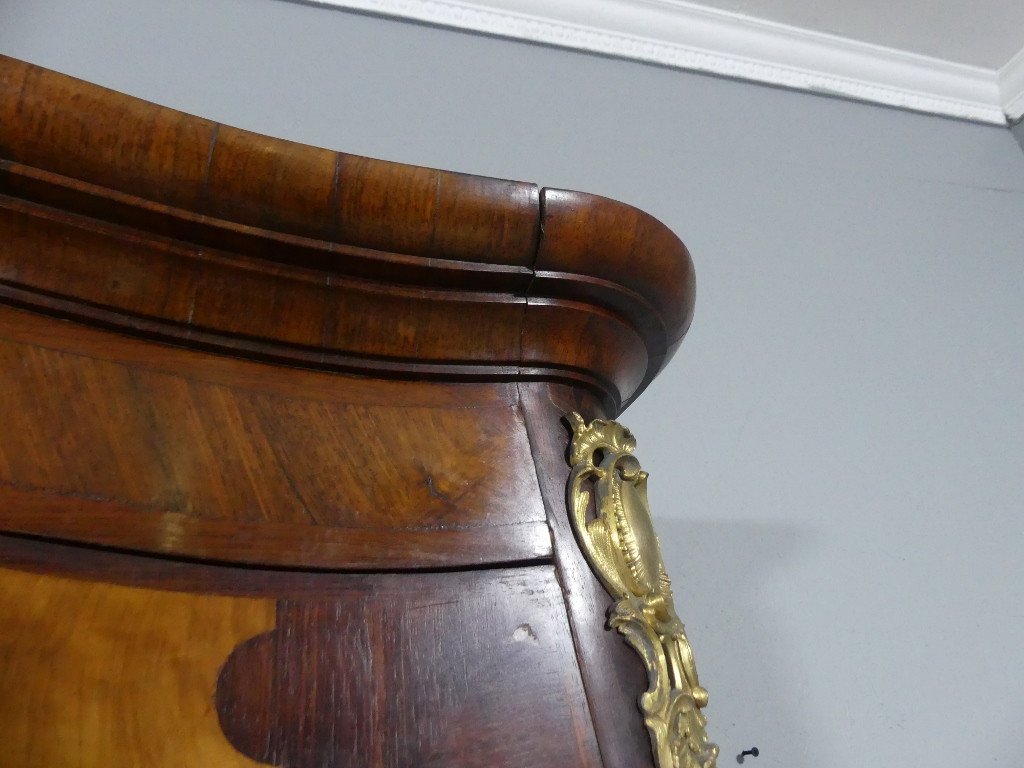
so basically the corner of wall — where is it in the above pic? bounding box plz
[1012,118,1024,155]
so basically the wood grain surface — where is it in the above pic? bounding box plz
[216,567,603,768]
[0,54,695,413]
[0,563,275,768]
[0,53,702,768]
[0,537,603,768]
[0,304,551,568]
[519,382,657,768]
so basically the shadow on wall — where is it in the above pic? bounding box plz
[653,518,819,768]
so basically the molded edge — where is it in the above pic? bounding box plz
[0,54,694,412]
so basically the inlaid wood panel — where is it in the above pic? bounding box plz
[0,305,550,568]
[0,537,604,768]
[216,568,604,768]
[0,565,275,768]
[0,54,703,768]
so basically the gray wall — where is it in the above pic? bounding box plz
[1013,118,1024,154]
[4,2,1024,766]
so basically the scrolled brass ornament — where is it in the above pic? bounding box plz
[566,412,718,768]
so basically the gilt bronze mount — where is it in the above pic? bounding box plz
[567,413,718,768]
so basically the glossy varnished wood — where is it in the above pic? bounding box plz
[519,382,657,768]
[0,54,694,413]
[0,304,550,569]
[0,536,603,768]
[215,568,602,768]
[0,556,275,767]
[0,54,701,768]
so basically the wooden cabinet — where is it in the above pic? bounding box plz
[0,55,714,767]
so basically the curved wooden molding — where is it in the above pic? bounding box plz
[0,54,694,413]
[302,0,1012,124]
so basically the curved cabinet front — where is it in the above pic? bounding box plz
[0,54,714,768]
[0,538,602,768]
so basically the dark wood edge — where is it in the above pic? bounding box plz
[0,533,559,595]
[0,280,623,404]
[0,485,553,571]
[0,54,695,414]
[0,301,521,409]
[518,381,656,768]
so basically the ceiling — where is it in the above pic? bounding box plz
[678,0,1024,70]
[308,0,1024,124]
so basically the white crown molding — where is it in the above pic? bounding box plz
[999,46,1024,121]
[303,0,1012,125]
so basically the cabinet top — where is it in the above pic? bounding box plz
[0,55,694,413]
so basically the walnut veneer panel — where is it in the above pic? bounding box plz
[0,305,549,569]
[0,537,603,768]
[0,54,704,768]
[0,564,275,767]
